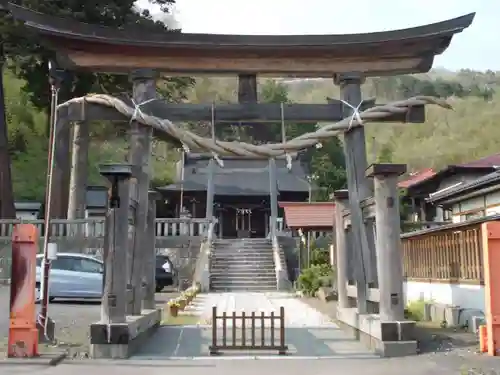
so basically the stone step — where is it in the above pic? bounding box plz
[212,250,273,255]
[210,268,276,274]
[212,254,273,258]
[211,273,277,279]
[210,258,274,268]
[211,259,275,264]
[211,254,274,259]
[210,276,276,283]
[213,244,272,248]
[214,244,272,247]
[214,238,272,244]
[212,249,273,253]
[213,252,273,257]
[213,247,273,252]
[210,262,276,268]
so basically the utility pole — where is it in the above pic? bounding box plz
[37,61,66,342]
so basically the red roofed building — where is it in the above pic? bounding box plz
[398,168,436,189]
[278,202,335,231]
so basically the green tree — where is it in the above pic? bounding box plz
[0,0,194,212]
[3,69,47,202]
[2,0,193,112]
[377,143,394,163]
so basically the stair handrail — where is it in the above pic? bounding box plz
[193,216,217,292]
[271,219,290,291]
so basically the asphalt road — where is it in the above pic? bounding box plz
[0,285,178,357]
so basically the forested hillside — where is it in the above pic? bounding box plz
[183,70,500,173]
[281,70,500,172]
[3,67,499,203]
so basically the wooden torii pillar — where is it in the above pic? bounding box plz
[333,73,382,314]
[127,69,157,315]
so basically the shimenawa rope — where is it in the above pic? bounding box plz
[58,94,451,158]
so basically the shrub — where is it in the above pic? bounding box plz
[405,299,428,321]
[310,247,330,266]
[167,298,180,307]
[297,264,335,296]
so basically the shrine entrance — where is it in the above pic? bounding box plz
[218,200,269,239]
[235,208,252,238]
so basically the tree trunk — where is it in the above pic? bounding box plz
[0,50,16,219]
[67,120,89,219]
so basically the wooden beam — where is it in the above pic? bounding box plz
[62,50,434,77]
[64,99,426,124]
[7,5,473,76]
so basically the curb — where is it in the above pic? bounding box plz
[0,352,67,366]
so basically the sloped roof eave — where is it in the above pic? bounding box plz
[279,201,335,228]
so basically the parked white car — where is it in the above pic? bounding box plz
[35,253,103,302]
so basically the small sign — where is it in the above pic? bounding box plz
[47,243,58,260]
[390,293,399,305]
[108,294,117,308]
[387,197,394,208]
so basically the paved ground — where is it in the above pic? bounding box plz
[2,290,500,374]
[2,353,500,375]
[0,285,178,357]
[134,292,374,359]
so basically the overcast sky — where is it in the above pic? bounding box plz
[137,0,498,71]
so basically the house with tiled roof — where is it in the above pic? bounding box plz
[401,153,500,224]
[427,169,500,223]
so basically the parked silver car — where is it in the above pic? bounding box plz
[35,253,103,302]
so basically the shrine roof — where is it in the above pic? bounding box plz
[157,158,310,196]
[5,3,475,76]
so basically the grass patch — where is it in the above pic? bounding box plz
[161,314,201,325]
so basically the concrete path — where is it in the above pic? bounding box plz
[0,356,475,375]
[4,348,500,375]
[133,292,376,359]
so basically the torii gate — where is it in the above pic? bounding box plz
[4,2,473,358]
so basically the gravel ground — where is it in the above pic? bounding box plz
[0,285,179,358]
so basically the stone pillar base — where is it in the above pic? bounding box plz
[337,307,417,357]
[90,308,161,359]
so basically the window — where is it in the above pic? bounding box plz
[72,258,103,273]
[465,210,485,221]
[51,257,75,271]
[443,209,453,221]
[47,256,103,273]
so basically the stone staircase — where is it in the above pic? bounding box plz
[209,238,278,292]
